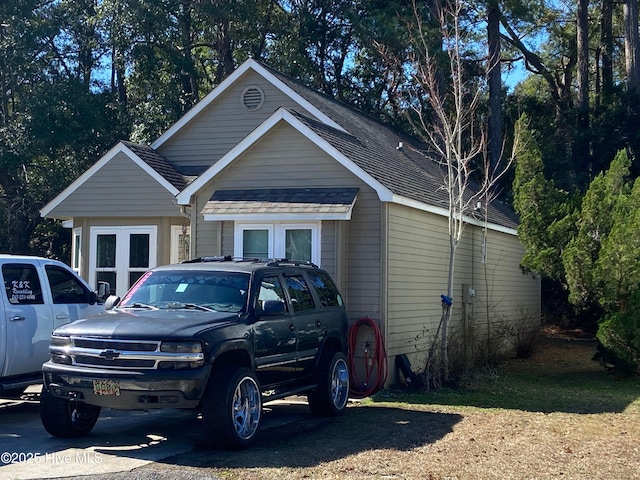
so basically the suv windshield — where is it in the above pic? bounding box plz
[120,270,250,313]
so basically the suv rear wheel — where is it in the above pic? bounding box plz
[308,350,349,416]
[201,366,262,449]
[40,389,101,438]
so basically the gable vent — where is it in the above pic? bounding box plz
[241,85,265,111]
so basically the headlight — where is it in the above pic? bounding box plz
[49,335,72,364]
[158,341,204,369]
[50,335,72,348]
[160,341,202,354]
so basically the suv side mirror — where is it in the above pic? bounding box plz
[87,291,98,305]
[97,281,111,302]
[259,300,286,317]
[104,295,121,310]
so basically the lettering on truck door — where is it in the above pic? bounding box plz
[1,262,54,377]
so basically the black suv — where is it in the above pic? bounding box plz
[40,258,350,448]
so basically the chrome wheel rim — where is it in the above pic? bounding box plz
[331,358,349,409]
[69,402,96,430]
[232,376,261,440]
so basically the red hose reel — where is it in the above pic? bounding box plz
[348,317,388,398]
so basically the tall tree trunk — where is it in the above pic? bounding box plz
[576,0,590,168]
[577,0,589,112]
[178,0,198,109]
[624,0,640,95]
[0,23,8,126]
[487,0,502,173]
[624,0,640,159]
[600,0,614,103]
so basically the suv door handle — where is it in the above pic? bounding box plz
[289,324,296,332]
[9,315,25,322]
[315,320,322,327]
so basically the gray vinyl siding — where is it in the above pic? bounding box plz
[192,193,222,256]
[46,152,182,218]
[192,122,381,319]
[320,221,337,280]
[157,70,316,169]
[385,203,540,365]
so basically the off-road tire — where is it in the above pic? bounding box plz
[307,350,349,416]
[201,366,262,449]
[40,388,101,438]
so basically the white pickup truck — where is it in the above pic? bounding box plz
[0,255,104,396]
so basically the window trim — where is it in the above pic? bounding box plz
[72,227,82,274]
[234,222,320,264]
[170,225,191,264]
[89,226,157,297]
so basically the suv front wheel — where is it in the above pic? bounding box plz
[201,366,262,449]
[308,350,349,416]
[40,389,101,438]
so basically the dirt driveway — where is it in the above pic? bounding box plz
[54,335,640,480]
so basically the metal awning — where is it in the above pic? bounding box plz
[200,187,359,221]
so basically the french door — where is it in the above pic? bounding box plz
[89,226,157,297]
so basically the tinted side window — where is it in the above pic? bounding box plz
[307,271,343,307]
[258,276,287,309]
[2,263,44,305]
[45,265,89,304]
[284,275,316,312]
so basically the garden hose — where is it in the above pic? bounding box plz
[348,316,388,398]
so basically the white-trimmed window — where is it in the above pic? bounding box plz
[234,222,320,264]
[72,227,82,274]
[89,226,157,297]
[170,225,191,264]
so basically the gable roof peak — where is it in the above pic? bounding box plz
[150,59,345,150]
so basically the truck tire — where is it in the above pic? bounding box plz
[40,389,100,438]
[307,350,349,416]
[201,366,262,449]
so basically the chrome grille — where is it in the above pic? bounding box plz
[74,355,156,368]
[72,338,158,351]
[52,336,204,371]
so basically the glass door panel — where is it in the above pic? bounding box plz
[285,229,312,262]
[96,234,116,268]
[129,234,150,268]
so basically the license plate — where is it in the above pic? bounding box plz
[93,379,120,396]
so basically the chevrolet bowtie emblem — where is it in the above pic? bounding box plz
[99,349,121,360]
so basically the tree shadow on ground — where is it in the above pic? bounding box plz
[160,404,462,470]
[54,403,461,479]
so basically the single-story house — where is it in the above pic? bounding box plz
[41,59,540,383]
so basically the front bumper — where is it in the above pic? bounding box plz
[42,361,212,409]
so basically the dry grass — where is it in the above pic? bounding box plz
[117,335,640,480]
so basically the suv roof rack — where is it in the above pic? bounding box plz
[181,256,319,268]
[182,255,233,263]
[263,259,319,268]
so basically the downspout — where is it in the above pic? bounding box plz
[179,205,193,261]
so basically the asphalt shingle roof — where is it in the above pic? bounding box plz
[119,62,518,230]
[261,64,519,230]
[201,188,359,216]
[122,141,187,191]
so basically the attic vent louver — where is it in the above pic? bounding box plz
[241,85,265,111]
